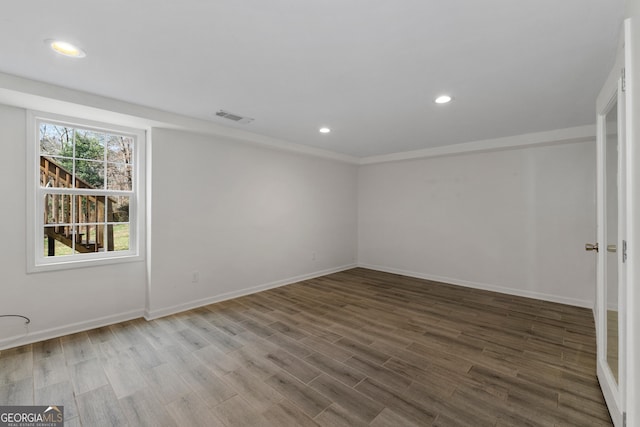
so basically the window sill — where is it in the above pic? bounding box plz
[27,253,144,273]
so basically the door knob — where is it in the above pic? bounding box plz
[607,244,617,253]
[585,243,599,252]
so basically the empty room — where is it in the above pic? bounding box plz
[1,1,639,426]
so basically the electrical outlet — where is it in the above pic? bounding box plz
[192,271,200,283]
[312,252,316,261]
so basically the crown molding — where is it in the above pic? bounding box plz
[0,71,595,166]
[0,71,359,164]
[358,125,596,165]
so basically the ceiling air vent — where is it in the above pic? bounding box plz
[215,110,254,124]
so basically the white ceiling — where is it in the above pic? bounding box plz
[0,1,624,157]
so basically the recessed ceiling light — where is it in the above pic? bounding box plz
[434,95,452,104]
[46,39,86,58]
[319,127,331,134]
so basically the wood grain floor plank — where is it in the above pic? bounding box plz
[232,345,281,380]
[224,367,283,412]
[295,321,344,343]
[0,349,33,385]
[0,377,33,405]
[406,341,474,373]
[35,380,78,419]
[172,328,209,352]
[344,354,412,392]
[33,338,62,360]
[180,364,236,406]
[240,319,276,338]
[264,370,331,418]
[370,407,423,427]
[192,344,243,377]
[109,322,148,349]
[101,350,147,399]
[126,341,166,371]
[266,332,313,358]
[558,391,611,424]
[355,377,437,425]
[264,348,320,384]
[87,326,119,346]
[211,395,263,427]
[309,374,383,423]
[452,383,558,427]
[33,354,68,389]
[138,320,176,350]
[314,403,369,427]
[119,388,177,427]
[76,384,129,427]
[261,399,321,427]
[328,324,373,345]
[409,379,497,426]
[64,417,82,427]
[140,363,191,404]
[159,344,202,375]
[166,392,218,427]
[242,308,280,326]
[269,321,309,340]
[61,332,97,365]
[69,357,108,395]
[333,337,390,365]
[153,315,189,333]
[184,316,243,353]
[300,335,353,362]
[304,352,365,387]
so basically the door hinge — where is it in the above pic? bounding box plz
[623,240,627,263]
[623,411,626,426]
[622,68,626,92]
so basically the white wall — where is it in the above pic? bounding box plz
[358,141,597,307]
[0,103,147,349]
[146,128,357,317]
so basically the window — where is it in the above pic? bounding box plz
[27,112,145,272]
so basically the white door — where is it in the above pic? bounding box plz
[592,22,628,427]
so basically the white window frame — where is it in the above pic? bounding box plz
[26,111,146,272]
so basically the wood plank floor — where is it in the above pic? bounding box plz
[0,268,611,426]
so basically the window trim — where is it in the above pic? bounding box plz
[27,110,146,273]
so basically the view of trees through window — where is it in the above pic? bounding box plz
[39,122,135,257]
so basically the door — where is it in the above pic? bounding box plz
[591,26,627,426]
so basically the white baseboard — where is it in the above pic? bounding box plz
[0,263,593,351]
[0,264,358,350]
[358,263,594,309]
[0,309,144,351]
[144,264,358,320]
[0,265,357,351]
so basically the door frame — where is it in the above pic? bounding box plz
[595,25,627,426]
[623,14,638,427]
